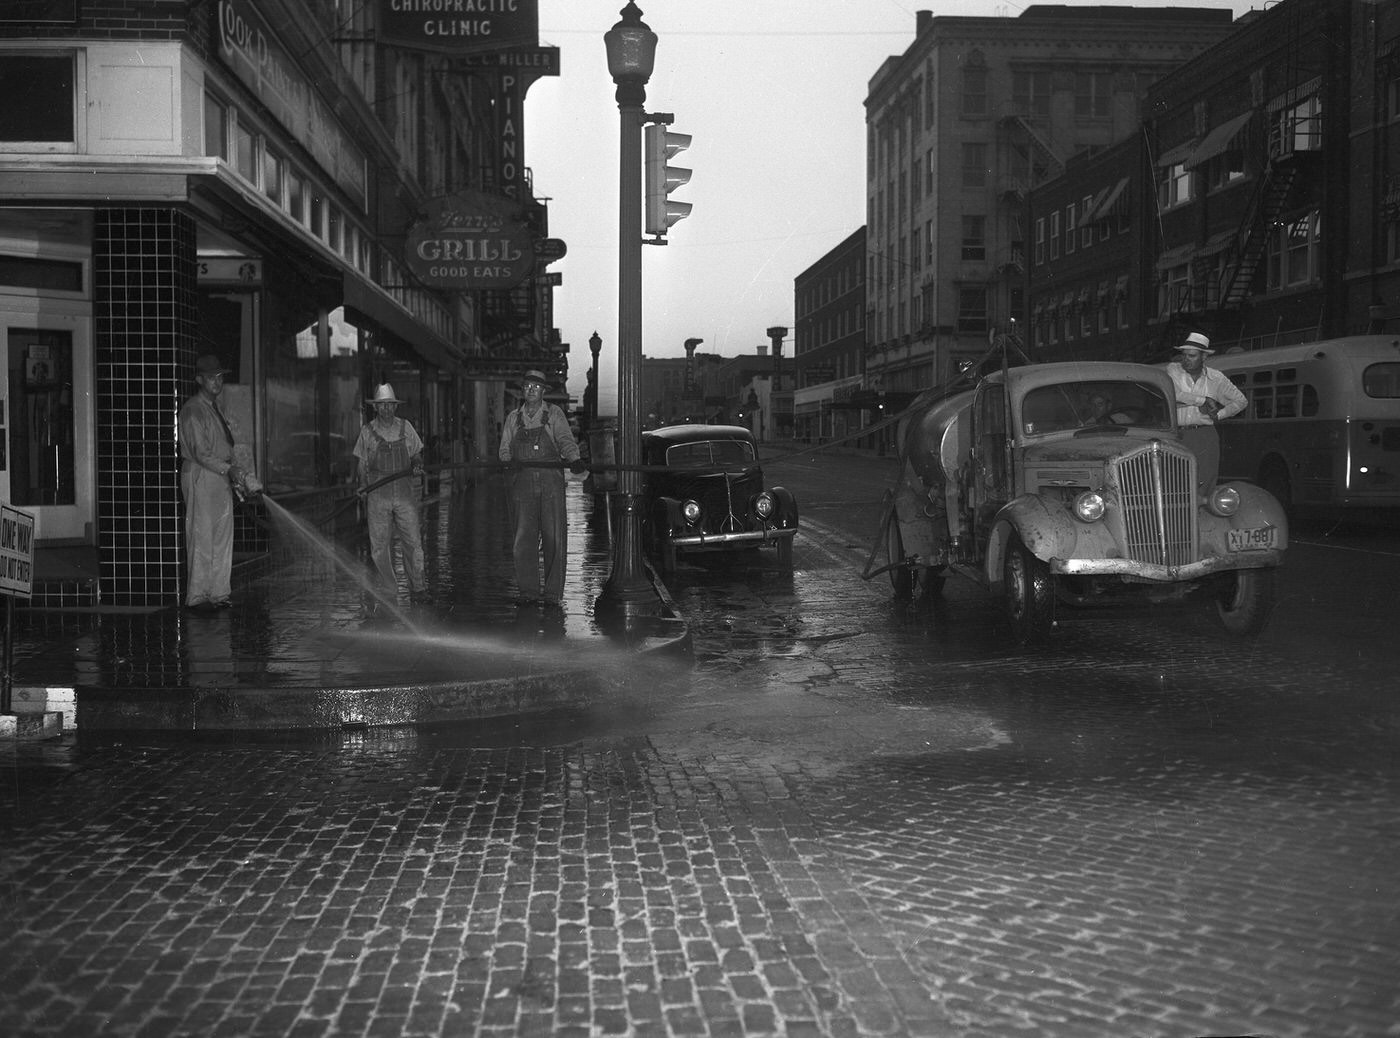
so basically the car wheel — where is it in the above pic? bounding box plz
[776,535,794,572]
[886,512,913,600]
[1216,567,1276,636]
[1004,535,1054,644]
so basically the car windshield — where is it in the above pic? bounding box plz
[664,439,757,468]
[1021,380,1174,435]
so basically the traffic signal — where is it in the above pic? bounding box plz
[644,122,692,238]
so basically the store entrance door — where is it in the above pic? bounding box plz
[0,299,93,543]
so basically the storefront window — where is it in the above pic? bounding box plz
[4,329,75,506]
[263,307,361,492]
[264,316,326,492]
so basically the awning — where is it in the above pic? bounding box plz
[1156,139,1198,167]
[1186,111,1253,168]
[342,272,460,373]
[1156,242,1196,270]
[1078,183,1112,224]
[1084,177,1128,222]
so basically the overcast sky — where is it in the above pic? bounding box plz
[525,0,1256,411]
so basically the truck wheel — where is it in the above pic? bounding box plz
[1216,567,1276,636]
[887,517,913,599]
[1004,536,1054,643]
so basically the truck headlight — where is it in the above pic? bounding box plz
[1072,491,1106,522]
[682,499,702,525]
[1207,486,1240,517]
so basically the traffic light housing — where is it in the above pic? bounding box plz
[644,122,692,238]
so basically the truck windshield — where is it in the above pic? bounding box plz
[1021,381,1173,434]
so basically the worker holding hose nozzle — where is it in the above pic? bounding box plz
[498,369,586,608]
[354,383,428,612]
[179,354,261,613]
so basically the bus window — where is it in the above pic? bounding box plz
[1276,384,1298,418]
[1252,370,1274,384]
[1301,385,1319,416]
[1252,386,1274,419]
[1364,363,1400,398]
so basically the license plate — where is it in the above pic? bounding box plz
[1228,526,1278,552]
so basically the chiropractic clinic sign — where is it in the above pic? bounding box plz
[404,189,536,290]
[379,0,538,54]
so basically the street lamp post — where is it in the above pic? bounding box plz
[587,330,602,430]
[600,2,658,608]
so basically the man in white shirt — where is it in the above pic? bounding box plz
[1165,332,1247,493]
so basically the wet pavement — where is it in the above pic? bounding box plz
[2,463,1397,1037]
[4,475,690,732]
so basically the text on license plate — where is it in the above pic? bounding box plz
[1228,526,1278,552]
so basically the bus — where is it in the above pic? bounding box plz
[1207,336,1400,514]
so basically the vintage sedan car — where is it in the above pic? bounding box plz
[877,361,1288,641]
[640,424,798,574]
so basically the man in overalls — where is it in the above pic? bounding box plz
[497,370,585,607]
[354,383,427,610]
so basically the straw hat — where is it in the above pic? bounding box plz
[1178,332,1214,355]
[366,383,403,404]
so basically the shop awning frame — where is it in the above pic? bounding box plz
[1186,111,1253,168]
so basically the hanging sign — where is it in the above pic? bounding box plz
[404,189,536,290]
[378,0,539,54]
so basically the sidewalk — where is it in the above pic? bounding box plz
[3,476,690,734]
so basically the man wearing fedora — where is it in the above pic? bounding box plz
[497,369,585,607]
[179,354,259,611]
[354,383,428,611]
[1166,331,1247,493]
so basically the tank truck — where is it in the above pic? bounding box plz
[866,358,1288,642]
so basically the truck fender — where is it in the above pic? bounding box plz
[985,496,1076,590]
[1199,480,1290,553]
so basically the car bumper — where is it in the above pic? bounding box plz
[1052,549,1283,581]
[668,527,798,551]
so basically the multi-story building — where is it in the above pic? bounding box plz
[793,226,866,443]
[1140,0,1367,353]
[864,5,1235,397]
[1354,0,1400,333]
[1027,136,1148,362]
[0,0,559,607]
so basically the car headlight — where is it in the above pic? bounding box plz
[681,499,702,525]
[1072,491,1106,523]
[1207,485,1240,517]
[754,491,775,520]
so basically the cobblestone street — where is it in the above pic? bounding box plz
[4,520,1399,1037]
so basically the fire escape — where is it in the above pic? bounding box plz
[1199,1,1321,320]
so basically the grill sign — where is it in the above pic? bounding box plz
[404,190,535,289]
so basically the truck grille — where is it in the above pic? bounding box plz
[1112,441,1197,567]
